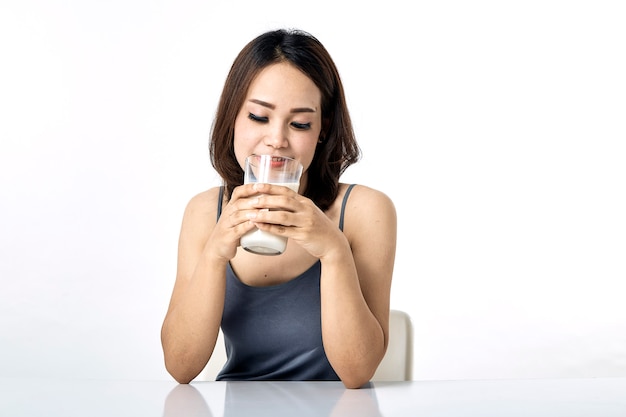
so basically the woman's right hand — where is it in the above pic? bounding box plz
[203,184,260,261]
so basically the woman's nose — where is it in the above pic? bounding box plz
[263,125,288,148]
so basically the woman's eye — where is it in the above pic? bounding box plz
[248,113,268,123]
[291,122,311,130]
[248,113,310,130]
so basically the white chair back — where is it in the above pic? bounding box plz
[372,309,413,381]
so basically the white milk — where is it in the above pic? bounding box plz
[240,182,299,255]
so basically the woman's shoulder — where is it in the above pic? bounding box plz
[339,183,396,228]
[182,186,223,221]
[339,184,396,257]
[341,183,395,209]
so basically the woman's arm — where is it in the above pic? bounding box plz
[318,185,397,388]
[160,189,226,383]
[160,186,258,383]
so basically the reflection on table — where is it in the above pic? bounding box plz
[1,377,626,416]
[164,381,382,417]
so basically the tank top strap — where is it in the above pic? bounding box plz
[217,186,225,222]
[339,184,356,231]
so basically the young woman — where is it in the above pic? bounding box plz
[161,28,397,389]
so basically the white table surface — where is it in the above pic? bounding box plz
[1,377,625,416]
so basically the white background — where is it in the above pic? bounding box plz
[1,0,625,382]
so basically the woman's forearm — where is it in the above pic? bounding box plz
[319,245,387,389]
[161,256,227,383]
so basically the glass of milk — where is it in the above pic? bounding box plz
[240,154,303,255]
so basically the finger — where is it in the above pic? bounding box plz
[251,182,298,195]
[230,183,260,201]
[250,209,296,228]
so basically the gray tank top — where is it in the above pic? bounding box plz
[215,184,356,381]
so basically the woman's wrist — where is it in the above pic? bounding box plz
[319,236,353,265]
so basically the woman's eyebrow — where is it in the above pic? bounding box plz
[249,99,275,109]
[291,107,317,113]
[249,99,316,113]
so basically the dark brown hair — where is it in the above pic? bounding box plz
[209,28,360,211]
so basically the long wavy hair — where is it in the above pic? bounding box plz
[209,28,360,211]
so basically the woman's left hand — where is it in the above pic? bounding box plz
[245,183,345,258]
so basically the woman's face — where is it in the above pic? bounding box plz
[233,62,322,185]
